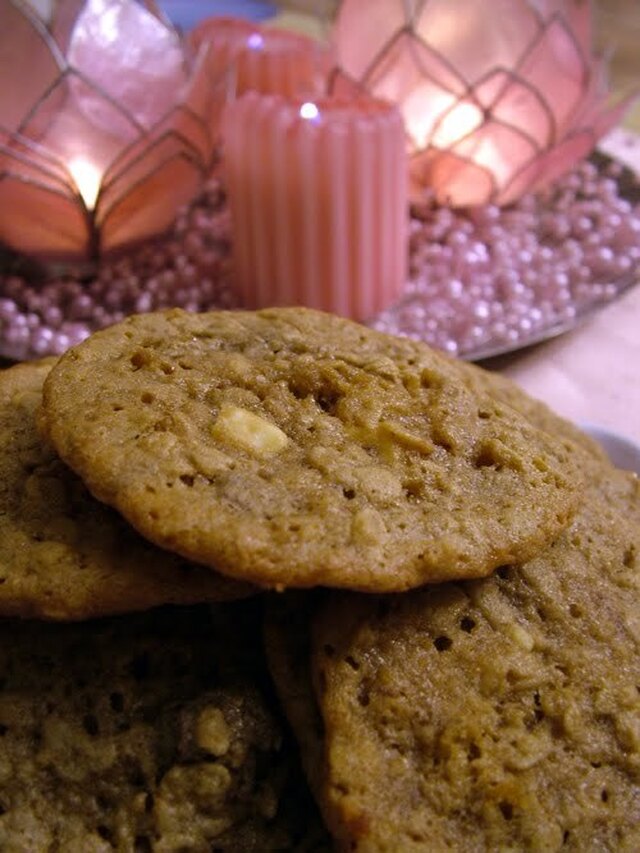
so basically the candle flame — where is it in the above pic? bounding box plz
[300,102,319,121]
[432,102,483,148]
[405,89,483,150]
[68,157,101,209]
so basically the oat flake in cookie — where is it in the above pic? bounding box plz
[310,465,640,851]
[42,308,581,592]
[0,360,252,620]
[0,602,328,851]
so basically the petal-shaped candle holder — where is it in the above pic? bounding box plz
[0,0,229,262]
[331,0,635,206]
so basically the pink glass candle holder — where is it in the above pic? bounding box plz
[224,92,407,320]
[330,0,634,207]
[190,16,328,98]
[0,0,228,263]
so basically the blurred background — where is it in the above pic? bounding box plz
[23,0,640,134]
[271,0,640,131]
[594,0,640,130]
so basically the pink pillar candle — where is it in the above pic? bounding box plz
[224,93,408,320]
[190,17,327,98]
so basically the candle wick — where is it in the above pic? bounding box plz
[85,207,100,265]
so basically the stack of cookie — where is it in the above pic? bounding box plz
[0,349,326,849]
[1,307,638,850]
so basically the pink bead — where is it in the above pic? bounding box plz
[1,161,639,362]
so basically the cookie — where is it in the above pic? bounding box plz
[264,591,327,801]
[457,360,609,463]
[42,308,581,592]
[0,601,329,851]
[0,360,252,620]
[309,464,640,851]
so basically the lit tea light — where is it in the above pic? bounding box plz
[67,157,102,210]
[404,96,505,203]
[224,92,408,320]
[0,0,227,262]
[403,90,474,150]
[332,0,631,206]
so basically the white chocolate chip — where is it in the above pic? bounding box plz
[195,707,231,756]
[507,623,535,651]
[212,405,288,457]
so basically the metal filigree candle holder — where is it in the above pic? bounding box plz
[330,0,635,206]
[0,0,229,264]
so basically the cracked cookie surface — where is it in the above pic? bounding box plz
[308,464,640,851]
[0,360,251,619]
[42,308,581,592]
[456,360,609,463]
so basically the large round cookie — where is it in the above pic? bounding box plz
[0,360,251,620]
[0,602,328,851]
[42,308,581,592]
[309,464,640,851]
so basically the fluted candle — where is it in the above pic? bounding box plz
[190,17,327,98]
[224,92,407,320]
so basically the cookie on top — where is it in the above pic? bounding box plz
[42,308,582,593]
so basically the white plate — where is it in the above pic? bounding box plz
[581,424,640,475]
